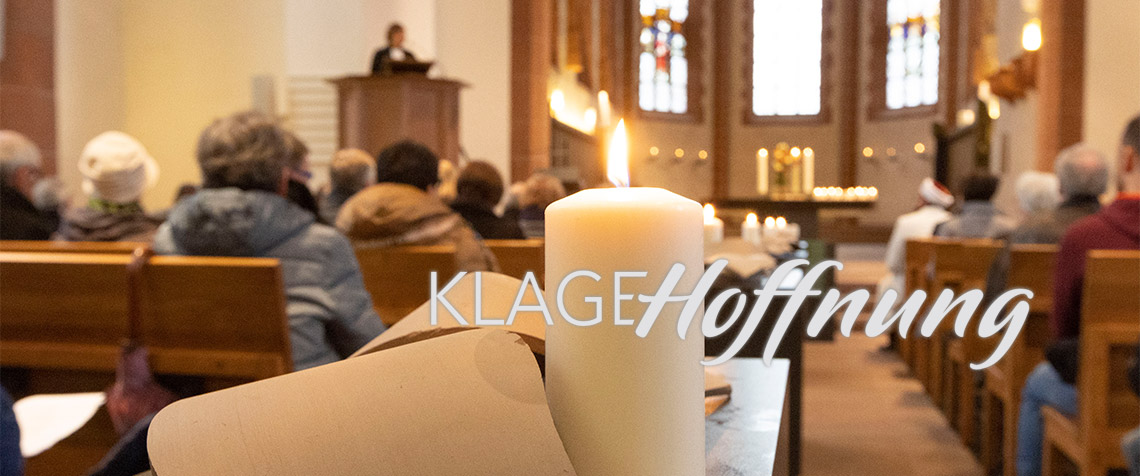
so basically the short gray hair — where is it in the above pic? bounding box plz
[1015,171,1061,214]
[329,148,376,194]
[0,130,42,185]
[197,112,288,193]
[1054,143,1108,198]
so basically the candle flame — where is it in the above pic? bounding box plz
[607,119,630,187]
[703,203,717,222]
[776,216,787,228]
[763,216,775,228]
[746,212,759,225]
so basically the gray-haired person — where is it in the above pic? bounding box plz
[0,130,58,240]
[985,143,1109,298]
[154,111,386,371]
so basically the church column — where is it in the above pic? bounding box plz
[0,0,56,174]
[1034,0,1084,171]
[510,0,554,182]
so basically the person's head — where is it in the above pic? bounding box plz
[0,130,43,201]
[962,173,1000,202]
[197,111,291,195]
[455,161,505,208]
[78,131,159,204]
[375,140,439,191]
[329,148,376,195]
[521,173,567,210]
[1119,114,1140,193]
[388,23,405,48]
[918,177,954,209]
[1014,171,1060,215]
[1054,143,1108,199]
[281,130,311,183]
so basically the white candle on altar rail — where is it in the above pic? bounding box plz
[545,119,705,476]
[803,147,815,191]
[742,212,762,246]
[703,204,724,244]
[757,148,769,195]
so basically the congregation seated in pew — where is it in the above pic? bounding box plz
[335,140,498,272]
[515,172,566,239]
[57,132,163,243]
[1016,115,1140,476]
[934,173,1018,240]
[985,144,1109,299]
[155,111,386,371]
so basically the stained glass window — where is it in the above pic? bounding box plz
[886,0,940,109]
[638,0,689,114]
[751,0,824,117]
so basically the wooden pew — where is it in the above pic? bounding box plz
[903,238,937,379]
[1041,250,1140,476]
[0,240,146,254]
[926,239,966,403]
[354,245,457,326]
[981,244,1057,476]
[484,239,545,286]
[942,239,1003,448]
[0,251,291,476]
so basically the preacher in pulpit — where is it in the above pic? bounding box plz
[371,23,417,74]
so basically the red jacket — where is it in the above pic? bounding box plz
[1052,197,1140,339]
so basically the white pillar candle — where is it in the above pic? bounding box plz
[703,203,724,244]
[742,212,762,246]
[803,147,815,191]
[545,120,705,476]
[757,148,769,195]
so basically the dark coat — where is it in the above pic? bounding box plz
[370,47,417,74]
[0,183,57,240]
[450,200,525,240]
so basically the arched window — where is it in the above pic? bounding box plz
[750,0,826,119]
[884,0,940,110]
[637,0,701,118]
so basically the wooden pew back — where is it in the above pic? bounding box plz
[0,252,292,380]
[0,251,291,475]
[484,239,545,286]
[354,245,457,326]
[0,240,146,254]
[1078,250,1140,446]
[1005,244,1058,367]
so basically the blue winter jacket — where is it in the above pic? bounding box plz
[153,188,386,370]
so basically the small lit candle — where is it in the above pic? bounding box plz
[742,212,762,246]
[757,149,769,195]
[775,216,787,228]
[703,204,724,244]
[803,147,814,191]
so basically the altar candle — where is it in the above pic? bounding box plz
[757,148,769,195]
[703,203,724,244]
[545,119,705,476]
[742,212,762,246]
[803,147,815,191]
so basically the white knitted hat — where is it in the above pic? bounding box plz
[79,131,159,204]
[919,177,954,208]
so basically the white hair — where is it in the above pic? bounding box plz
[1054,143,1108,198]
[1015,171,1061,214]
[0,130,42,184]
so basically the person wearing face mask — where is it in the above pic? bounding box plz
[0,130,59,240]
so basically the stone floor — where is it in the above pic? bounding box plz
[801,243,984,476]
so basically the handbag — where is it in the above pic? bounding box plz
[105,246,177,435]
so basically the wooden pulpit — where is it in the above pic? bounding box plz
[329,75,465,163]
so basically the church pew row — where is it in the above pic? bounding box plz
[981,244,1057,476]
[944,239,1003,448]
[0,251,291,476]
[354,240,545,327]
[1042,250,1140,476]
